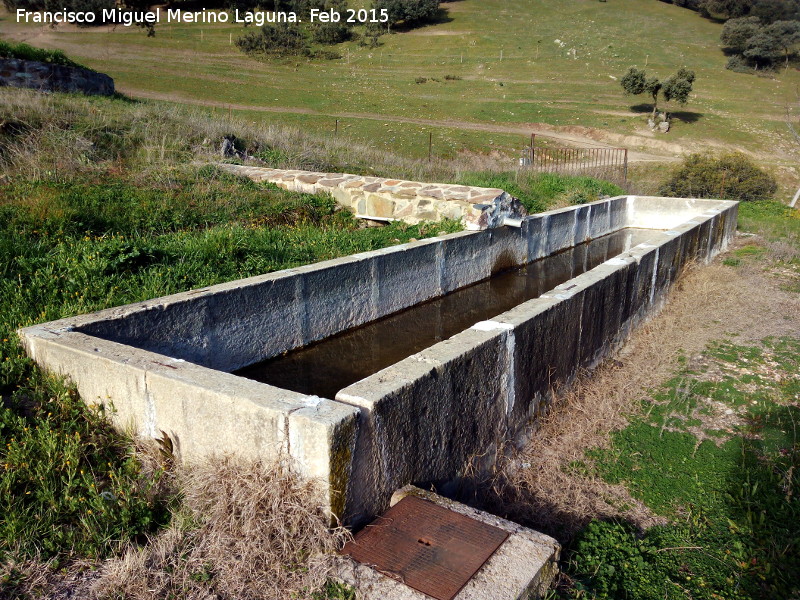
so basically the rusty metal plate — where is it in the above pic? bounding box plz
[341,496,509,600]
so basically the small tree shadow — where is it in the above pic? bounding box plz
[627,104,703,123]
[629,103,654,114]
[671,111,703,123]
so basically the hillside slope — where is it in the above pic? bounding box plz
[0,1,797,168]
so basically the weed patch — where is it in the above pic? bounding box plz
[0,374,170,571]
[567,339,800,599]
[456,171,623,213]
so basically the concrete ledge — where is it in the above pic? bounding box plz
[18,327,360,517]
[333,485,560,600]
[335,327,510,523]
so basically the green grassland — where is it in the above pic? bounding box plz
[569,337,800,599]
[1,0,798,166]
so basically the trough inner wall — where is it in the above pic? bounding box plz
[74,196,636,374]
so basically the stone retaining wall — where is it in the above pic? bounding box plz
[218,164,527,230]
[0,58,114,96]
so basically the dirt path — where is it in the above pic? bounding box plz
[119,87,675,163]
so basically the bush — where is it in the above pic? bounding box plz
[659,152,777,201]
[311,21,352,44]
[0,40,85,69]
[235,23,308,57]
[725,54,756,72]
[372,0,441,27]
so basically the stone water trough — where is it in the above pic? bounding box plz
[18,191,737,526]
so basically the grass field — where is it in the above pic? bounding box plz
[1,0,799,170]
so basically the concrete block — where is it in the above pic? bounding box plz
[722,204,738,250]
[440,230,492,293]
[77,294,213,366]
[569,261,629,368]
[376,239,442,315]
[609,196,628,231]
[204,272,305,370]
[143,365,304,461]
[525,216,547,261]
[492,297,562,431]
[334,485,560,600]
[336,328,509,524]
[587,201,611,239]
[288,400,361,520]
[625,244,659,320]
[488,226,529,275]
[544,209,576,255]
[296,255,378,345]
[697,219,713,263]
[573,205,590,244]
[654,233,683,292]
[18,330,148,432]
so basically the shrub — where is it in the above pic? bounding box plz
[235,23,308,57]
[311,21,352,44]
[659,152,777,201]
[0,40,85,69]
[372,0,441,28]
[726,54,756,72]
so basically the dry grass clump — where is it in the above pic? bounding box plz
[0,87,510,185]
[487,248,800,543]
[93,456,350,600]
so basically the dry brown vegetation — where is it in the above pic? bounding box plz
[486,236,800,543]
[3,456,350,600]
[0,87,510,185]
[93,456,350,600]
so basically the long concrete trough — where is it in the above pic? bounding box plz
[18,195,738,524]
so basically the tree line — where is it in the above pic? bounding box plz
[3,0,446,58]
[657,0,800,72]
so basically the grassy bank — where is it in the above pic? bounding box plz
[570,336,799,598]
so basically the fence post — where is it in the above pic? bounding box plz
[623,148,628,185]
[428,131,433,162]
[531,134,536,163]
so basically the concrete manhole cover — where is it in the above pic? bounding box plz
[341,495,509,600]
